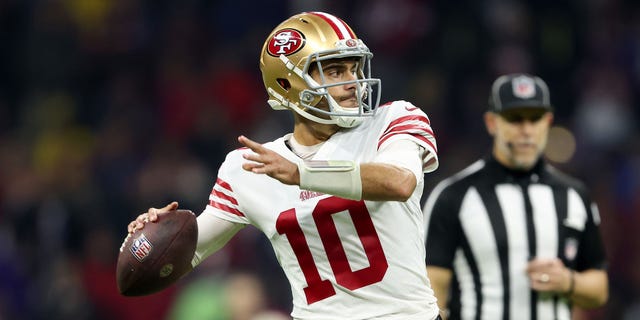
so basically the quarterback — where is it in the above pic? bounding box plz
[129,11,441,320]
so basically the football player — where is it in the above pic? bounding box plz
[129,11,441,320]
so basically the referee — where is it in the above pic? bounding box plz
[423,74,608,320]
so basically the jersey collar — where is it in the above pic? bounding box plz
[486,154,547,183]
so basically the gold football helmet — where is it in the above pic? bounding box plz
[260,11,381,128]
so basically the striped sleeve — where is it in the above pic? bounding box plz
[378,102,438,172]
[204,171,250,224]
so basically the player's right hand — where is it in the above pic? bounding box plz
[238,135,300,185]
[127,201,179,233]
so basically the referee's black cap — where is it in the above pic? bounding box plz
[488,74,553,113]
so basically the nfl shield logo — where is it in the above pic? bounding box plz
[512,76,536,99]
[564,237,578,262]
[130,234,153,262]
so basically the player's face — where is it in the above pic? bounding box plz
[309,58,360,110]
[486,108,553,170]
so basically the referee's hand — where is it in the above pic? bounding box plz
[526,258,572,294]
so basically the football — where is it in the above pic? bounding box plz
[116,209,198,296]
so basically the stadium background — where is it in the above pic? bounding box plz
[0,0,638,319]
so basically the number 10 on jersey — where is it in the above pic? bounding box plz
[276,197,389,304]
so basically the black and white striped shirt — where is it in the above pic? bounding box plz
[424,156,606,320]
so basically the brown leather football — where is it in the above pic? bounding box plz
[116,209,197,296]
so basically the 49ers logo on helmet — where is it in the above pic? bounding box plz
[267,28,305,56]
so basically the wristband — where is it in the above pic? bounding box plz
[565,269,576,296]
[298,160,362,200]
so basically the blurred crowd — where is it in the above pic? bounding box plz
[0,0,638,319]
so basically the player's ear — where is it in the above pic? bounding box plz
[484,111,497,137]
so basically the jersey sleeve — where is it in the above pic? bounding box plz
[374,139,426,182]
[423,182,463,268]
[575,199,607,271]
[202,151,251,225]
[377,101,438,173]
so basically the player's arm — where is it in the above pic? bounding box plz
[360,138,426,201]
[358,162,416,201]
[238,135,427,201]
[191,212,245,267]
[427,266,453,320]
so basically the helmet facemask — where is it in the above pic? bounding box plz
[300,41,380,128]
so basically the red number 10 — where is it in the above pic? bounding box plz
[275,197,389,304]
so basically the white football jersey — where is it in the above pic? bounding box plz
[203,101,439,320]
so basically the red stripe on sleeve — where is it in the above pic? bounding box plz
[383,115,431,135]
[211,188,238,205]
[216,178,233,192]
[382,123,435,139]
[209,200,245,217]
[378,130,437,153]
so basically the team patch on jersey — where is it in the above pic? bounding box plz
[130,233,153,262]
[300,190,324,201]
[564,237,578,261]
[267,28,305,56]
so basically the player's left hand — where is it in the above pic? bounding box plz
[127,201,179,233]
[526,257,572,294]
[238,135,300,185]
